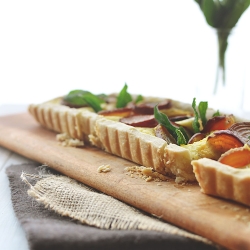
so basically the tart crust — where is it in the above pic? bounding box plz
[29,98,98,141]
[192,158,250,206]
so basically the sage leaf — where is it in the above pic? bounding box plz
[63,89,104,112]
[198,101,208,127]
[213,110,221,117]
[135,94,143,104]
[83,93,103,112]
[176,129,188,146]
[63,90,90,106]
[116,83,132,108]
[154,105,188,145]
[192,98,201,133]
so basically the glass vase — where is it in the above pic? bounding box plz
[205,28,249,117]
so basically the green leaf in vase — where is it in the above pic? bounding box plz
[195,0,250,92]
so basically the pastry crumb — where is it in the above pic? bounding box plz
[97,164,111,173]
[235,214,241,220]
[232,207,241,212]
[56,133,84,147]
[174,184,185,189]
[175,177,187,184]
[220,205,228,210]
[124,166,168,182]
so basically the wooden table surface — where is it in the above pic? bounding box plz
[0,105,33,250]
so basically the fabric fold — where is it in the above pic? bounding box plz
[6,163,218,250]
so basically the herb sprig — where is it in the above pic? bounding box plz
[154,105,189,145]
[192,98,208,133]
[63,89,104,112]
[63,83,143,112]
[116,83,133,108]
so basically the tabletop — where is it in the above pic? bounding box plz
[0,105,33,250]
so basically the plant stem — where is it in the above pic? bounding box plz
[214,29,231,93]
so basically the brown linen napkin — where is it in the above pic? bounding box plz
[6,163,219,250]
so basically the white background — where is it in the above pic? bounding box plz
[0,0,250,115]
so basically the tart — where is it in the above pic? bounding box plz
[28,85,250,207]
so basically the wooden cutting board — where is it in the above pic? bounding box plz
[1,112,250,250]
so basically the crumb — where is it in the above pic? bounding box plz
[232,207,241,212]
[174,184,185,189]
[97,165,111,173]
[97,164,111,173]
[124,166,168,182]
[151,214,163,219]
[241,216,249,221]
[56,133,84,147]
[145,176,153,182]
[234,214,241,220]
[175,177,186,184]
[220,205,228,210]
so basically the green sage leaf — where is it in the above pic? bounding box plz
[63,90,90,106]
[198,101,208,127]
[154,105,177,136]
[154,105,189,145]
[116,83,133,108]
[83,93,103,112]
[176,129,188,146]
[135,94,143,104]
[192,98,200,133]
[213,110,221,117]
[63,89,104,112]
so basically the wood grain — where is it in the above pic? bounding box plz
[1,113,250,250]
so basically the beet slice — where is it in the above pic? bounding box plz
[120,114,158,128]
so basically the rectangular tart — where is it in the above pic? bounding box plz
[28,92,250,208]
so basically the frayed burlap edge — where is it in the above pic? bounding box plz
[20,171,217,248]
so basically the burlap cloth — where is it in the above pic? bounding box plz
[6,163,220,250]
